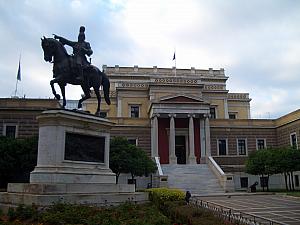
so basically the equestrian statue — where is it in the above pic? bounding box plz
[41,26,110,116]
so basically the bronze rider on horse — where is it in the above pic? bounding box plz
[53,26,92,82]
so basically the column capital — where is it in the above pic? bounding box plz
[203,113,210,118]
[168,113,176,118]
[151,113,160,119]
[187,114,196,118]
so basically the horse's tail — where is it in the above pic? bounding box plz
[101,71,111,105]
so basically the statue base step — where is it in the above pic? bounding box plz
[0,191,148,212]
[0,182,148,212]
[7,183,135,194]
[30,166,116,184]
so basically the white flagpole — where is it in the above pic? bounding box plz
[173,48,176,77]
[175,50,176,77]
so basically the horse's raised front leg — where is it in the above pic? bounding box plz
[59,83,66,108]
[78,85,91,109]
[50,78,61,100]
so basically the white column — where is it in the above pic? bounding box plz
[151,114,159,158]
[204,114,211,157]
[247,104,251,119]
[117,97,122,117]
[169,114,177,164]
[224,98,229,119]
[200,119,206,163]
[188,114,196,164]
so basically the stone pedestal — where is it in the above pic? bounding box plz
[0,110,147,210]
[30,109,116,184]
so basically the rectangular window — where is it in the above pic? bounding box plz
[4,125,17,138]
[237,139,247,155]
[256,139,266,150]
[295,175,299,187]
[240,177,248,188]
[260,177,269,188]
[210,107,216,119]
[130,106,140,118]
[127,138,138,146]
[128,179,136,185]
[229,113,236,119]
[290,133,298,149]
[218,139,227,155]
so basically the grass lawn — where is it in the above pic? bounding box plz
[258,189,300,198]
[286,191,300,197]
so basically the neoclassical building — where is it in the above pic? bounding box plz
[1,66,299,191]
[84,65,252,164]
[83,65,300,191]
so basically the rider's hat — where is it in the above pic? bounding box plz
[78,26,85,41]
[79,26,85,33]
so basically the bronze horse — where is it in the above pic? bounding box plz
[41,37,110,116]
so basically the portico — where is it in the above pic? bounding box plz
[150,95,211,164]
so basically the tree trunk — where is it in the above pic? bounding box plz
[261,175,265,191]
[284,172,288,191]
[291,171,295,191]
[116,173,120,184]
[288,172,292,191]
[267,175,269,192]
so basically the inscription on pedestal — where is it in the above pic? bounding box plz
[65,132,105,163]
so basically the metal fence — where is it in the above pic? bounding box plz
[190,198,287,225]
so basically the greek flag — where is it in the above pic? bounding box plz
[17,59,21,81]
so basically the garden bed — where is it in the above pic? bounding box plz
[0,188,236,225]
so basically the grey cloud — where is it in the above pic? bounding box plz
[0,0,299,118]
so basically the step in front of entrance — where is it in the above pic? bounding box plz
[161,164,224,195]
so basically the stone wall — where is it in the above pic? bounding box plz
[274,109,300,147]
[210,126,277,156]
[0,98,60,139]
[110,126,151,156]
[0,110,40,138]
[276,117,300,148]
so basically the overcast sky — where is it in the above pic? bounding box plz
[0,0,299,118]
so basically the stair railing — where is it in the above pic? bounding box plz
[153,157,168,188]
[154,157,163,176]
[207,156,235,192]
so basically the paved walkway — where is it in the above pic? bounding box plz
[195,194,300,225]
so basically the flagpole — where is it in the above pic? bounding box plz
[14,80,18,97]
[175,50,176,77]
[173,48,176,77]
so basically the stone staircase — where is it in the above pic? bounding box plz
[161,164,224,196]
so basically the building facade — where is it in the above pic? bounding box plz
[0,98,60,139]
[83,65,300,190]
[84,65,252,164]
[1,66,299,191]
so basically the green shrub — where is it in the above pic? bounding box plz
[146,188,185,207]
[6,204,38,222]
[7,208,16,221]
[0,136,38,188]
[162,201,227,225]
[39,202,170,225]
[146,188,229,224]
[15,204,38,220]
[40,202,95,224]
